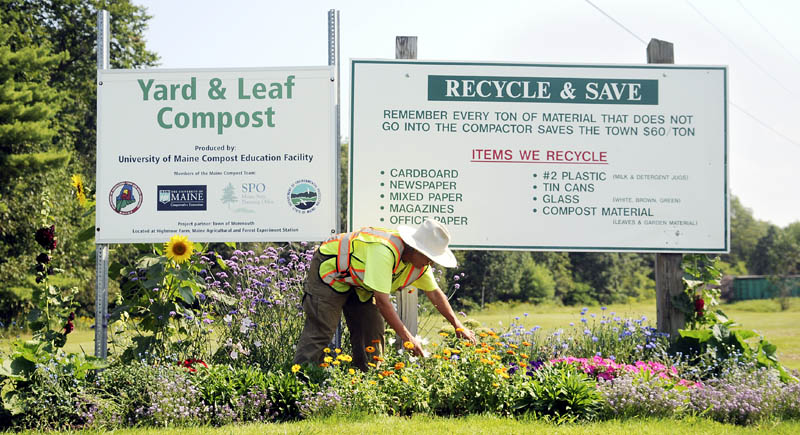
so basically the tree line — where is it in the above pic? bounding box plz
[1,1,798,326]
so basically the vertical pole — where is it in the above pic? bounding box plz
[95,10,110,359]
[328,9,341,234]
[648,38,685,340]
[328,10,343,350]
[395,36,418,336]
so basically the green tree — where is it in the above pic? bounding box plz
[728,196,769,273]
[0,0,159,319]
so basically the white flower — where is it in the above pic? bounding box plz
[223,314,232,324]
[388,337,396,346]
[230,350,238,360]
[254,340,262,347]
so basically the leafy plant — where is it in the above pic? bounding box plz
[514,362,602,421]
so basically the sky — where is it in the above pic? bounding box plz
[134,0,799,228]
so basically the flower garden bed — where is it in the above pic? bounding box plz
[0,240,798,430]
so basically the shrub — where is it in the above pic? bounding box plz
[597,373,690,418]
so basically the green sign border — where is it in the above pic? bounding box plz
[350,60,729,253]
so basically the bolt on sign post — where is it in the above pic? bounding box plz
[94,11,340,356]
[648,39,689,339]
[395,36,419,337]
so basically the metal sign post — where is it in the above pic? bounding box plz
[95,9,110,359]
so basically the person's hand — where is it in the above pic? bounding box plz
[456,327,477,344]
[402,336,425,357]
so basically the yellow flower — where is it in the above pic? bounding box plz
[378,374,384,379]
[365,346,375,354]
[332,360,341,366]
[493,382,499,387]
[368,362,376,368]
[433,354,442,359]
[402,376,409,383]
[324,356,333,363]
[369,380,377,385]
[403,341,415,349]
[291,364,301,373]
[509,344,518,349]
[520,353,529,359]
[323,347,331,353]
[165,235,194,264]
[70,174,87,207]
[479,333,488,338]
[394,362,405,370]
[335,348,341,354]
[491,355,501,360]
[455,327,464,332]
[443,349,452,357]
[501,373,510,379]
[348,368,356,375]
[451,349,461,354]
[439,332,449,337]
[373,356,384,362]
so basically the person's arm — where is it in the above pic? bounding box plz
[425,288,477,344]
[373,292,424,356]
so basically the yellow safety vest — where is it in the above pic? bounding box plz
[318,227,427,302]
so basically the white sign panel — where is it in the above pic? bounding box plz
[97,67,337,243]
[350,60,728,252]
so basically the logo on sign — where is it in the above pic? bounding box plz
[156,185,207,211]
[108,181,143,215]
[287,180,319,214]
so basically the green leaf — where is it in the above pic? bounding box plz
[678,329,713,342]
[225,242,237,249]
[178,286,195,304]
[76,223,95,242]
[108,262,124,279]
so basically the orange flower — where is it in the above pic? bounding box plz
[463,341,473,347]
[479,333,488,338]
[373,356,384,362]
[439,332,449,337]
[320,362,329,368]
[522,341,532,346]
[371,339,381,344]
[455,327,464,332]
[520,353,529,359]
[506,350,515,355]
[509,344,518,349]
[520,362,528,368]
[403,341,415,349]
[365,346,376,354]
[394,362,405,370]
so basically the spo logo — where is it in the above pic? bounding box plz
[109,181,143,215]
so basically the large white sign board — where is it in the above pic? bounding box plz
[97,67,337,243]
[350,60,728,252]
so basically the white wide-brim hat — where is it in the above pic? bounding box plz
[397,219,457,268]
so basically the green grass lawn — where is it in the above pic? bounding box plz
[22,415,800,435]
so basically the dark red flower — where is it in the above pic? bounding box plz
[694,297,705,316]
[68,312,75,321]
[35,225,57,251]
[64,320,74,334]
[180,358,208,373]
[36,253,50,264]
